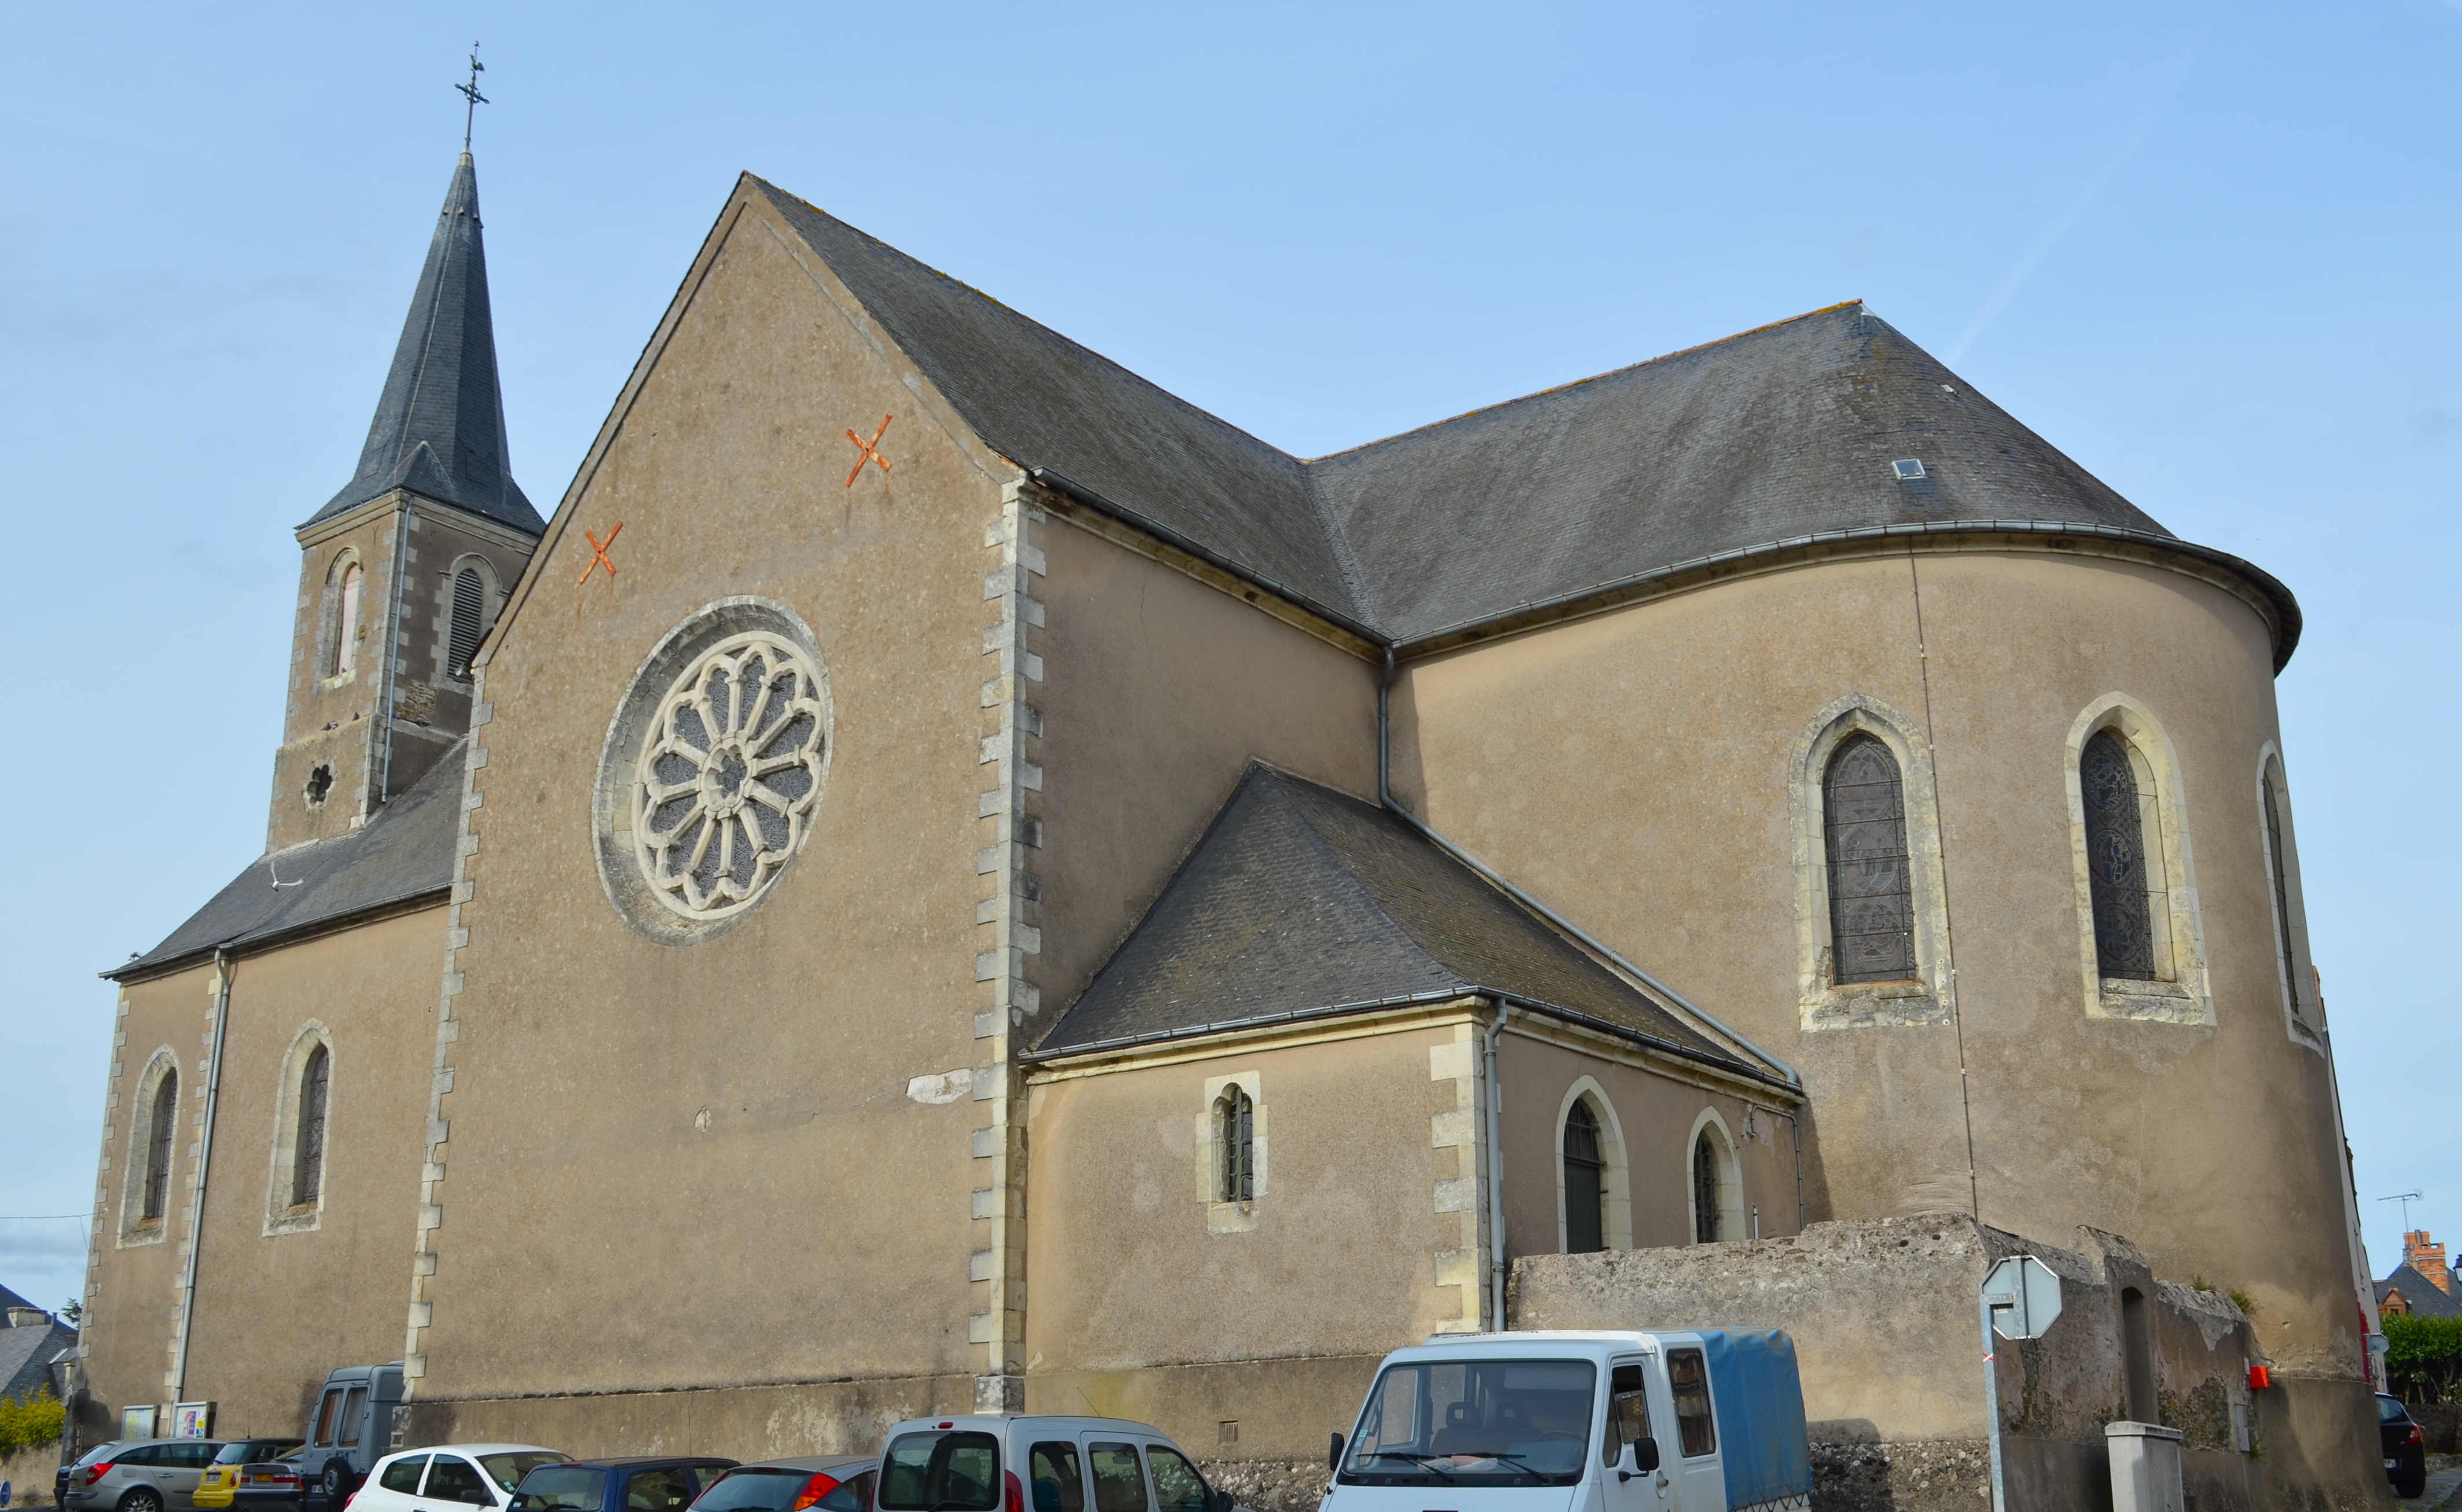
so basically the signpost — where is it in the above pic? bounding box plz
[1980,1256,2064,1512]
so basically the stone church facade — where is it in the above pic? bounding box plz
[82,154,2385,1506]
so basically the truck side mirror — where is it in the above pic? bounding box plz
[1327,1434,1344,1476]
[1618,1440,1659,1480]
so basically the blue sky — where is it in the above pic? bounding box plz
[2,2,2454,1316]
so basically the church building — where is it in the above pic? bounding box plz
[82,150,2386,1507]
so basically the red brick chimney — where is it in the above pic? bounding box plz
[2405,1230,2453,1296]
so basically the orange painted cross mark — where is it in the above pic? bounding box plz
[578,522,623,586]
[844,414,893,487]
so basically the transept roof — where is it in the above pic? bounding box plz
[307,153,541,535]
[1032,764,1765,1079]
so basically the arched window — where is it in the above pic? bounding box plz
[333,561,363,676]
[291,1044,330,1207]
[1562,1101,1605,1253]
[1691,1131,1722,1245]
[2261,766,2304,1021]
[142,1069,179,1222]
[2081,729,2160,980]
[447,567,486,678]
[1215,1087,1254,1203]
[1824,734,1915,983]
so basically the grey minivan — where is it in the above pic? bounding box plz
[63,1439,229,1512]
[302,1363,406,1503]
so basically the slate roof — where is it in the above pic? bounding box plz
[2378,1265,2462,1319]
[0,1314,76,1404]
[1031,764,1763,1077]
[308,153,542,535]
[109,742,466,980]
[751,182,2296,659]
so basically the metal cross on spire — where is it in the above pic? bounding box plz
[457,43,489,152]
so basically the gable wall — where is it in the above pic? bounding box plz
[1027,516,1378,1022]
[403,196,1016,1437]
[1392,547,2360,1388]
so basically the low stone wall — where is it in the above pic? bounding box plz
[2412,1403,2461,1455]
[1196,1459,1325,1512]
[1,1441,64,1505]
[1511,1214,2380,1511]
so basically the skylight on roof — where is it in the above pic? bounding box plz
[1892,459,1927,481]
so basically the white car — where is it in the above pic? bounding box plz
[349,1447,571,1512]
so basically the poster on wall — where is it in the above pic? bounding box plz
[120,1406,157,1439]
[171,1403,214,1439]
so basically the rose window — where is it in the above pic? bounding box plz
[631,632,828,919]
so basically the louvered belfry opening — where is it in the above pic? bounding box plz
[1824,734,1915,983]
[2082,730,2159,980]
[1692,1133,1720,1244]
[1215,1087,1254,1203]
[292,1044,331,1206]
[448,567,485,678]
[143,1070,178,1222]
[1562,1101,1606,1253]
[2262,768,2302,1017]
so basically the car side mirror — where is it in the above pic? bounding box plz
[1207,1491,1233,1512]
[1327,1434,1344,1476]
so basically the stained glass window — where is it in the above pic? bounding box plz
[1824,735,1915,983]
[2081,730,2159,980]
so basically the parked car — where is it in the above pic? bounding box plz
[509,1458,738,1512]
[349,1448,572,1512]
[60,1443,132,1507]
[302,1364,406,1505]
[61,1439,230,1512]
[686,1457,873,1512]
[874,1415,1226,1512]
[2379,1393,2427,1500]
[1326,1329,1813,1512]
[196,1440,307,1510]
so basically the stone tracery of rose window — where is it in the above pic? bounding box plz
[631,632,827,918]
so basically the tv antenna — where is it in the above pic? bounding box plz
[2382,1191,2426,1231]
[457,43,489,152]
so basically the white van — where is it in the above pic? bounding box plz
[1324,1331,1810,1512]
[870,1416,1233,1512]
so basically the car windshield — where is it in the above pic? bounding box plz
[513,1467,609,1511]
[691,1469,828,1512]
[1340,1358,1597,1487]
[484,1455,576,1495]
[216,1444,303,1466]
[2379,1397,2410,1425]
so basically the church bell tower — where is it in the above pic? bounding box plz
[269,150,545,852]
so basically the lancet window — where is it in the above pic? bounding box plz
[1824,734,1915,983]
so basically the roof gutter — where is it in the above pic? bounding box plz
[1392,518,2302,671]
[1379,646,1803,1089]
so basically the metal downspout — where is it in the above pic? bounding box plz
[1377,648,1801,1088]
[170,947,234,1401]
[1484,1000,1510,1330]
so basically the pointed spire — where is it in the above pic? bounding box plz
[307,152,542,534]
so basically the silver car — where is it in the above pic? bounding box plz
[64,1439,230,1512]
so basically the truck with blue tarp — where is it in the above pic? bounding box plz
[1324,1329,1811,1512]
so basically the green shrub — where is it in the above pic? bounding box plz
[2385,1314,2462,1403]
[0,1386,66,1456]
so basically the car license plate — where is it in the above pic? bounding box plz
[2386,1458,2399,1469]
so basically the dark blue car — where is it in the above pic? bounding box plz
[510,1459,738,1512]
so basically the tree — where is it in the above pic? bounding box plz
[2384,1314,2462,1403]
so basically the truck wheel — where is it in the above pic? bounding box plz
[322,1464,351,1502]
[120,1489,166,1512]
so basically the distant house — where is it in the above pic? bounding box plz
[0,1285,79,1404]
[2379,1231,2462,1319]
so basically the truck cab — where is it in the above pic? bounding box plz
[1325,1331,1809,1512]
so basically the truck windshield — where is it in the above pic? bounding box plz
[1340,1359,1596,1487]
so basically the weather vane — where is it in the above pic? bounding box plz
[457,43,489,152]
